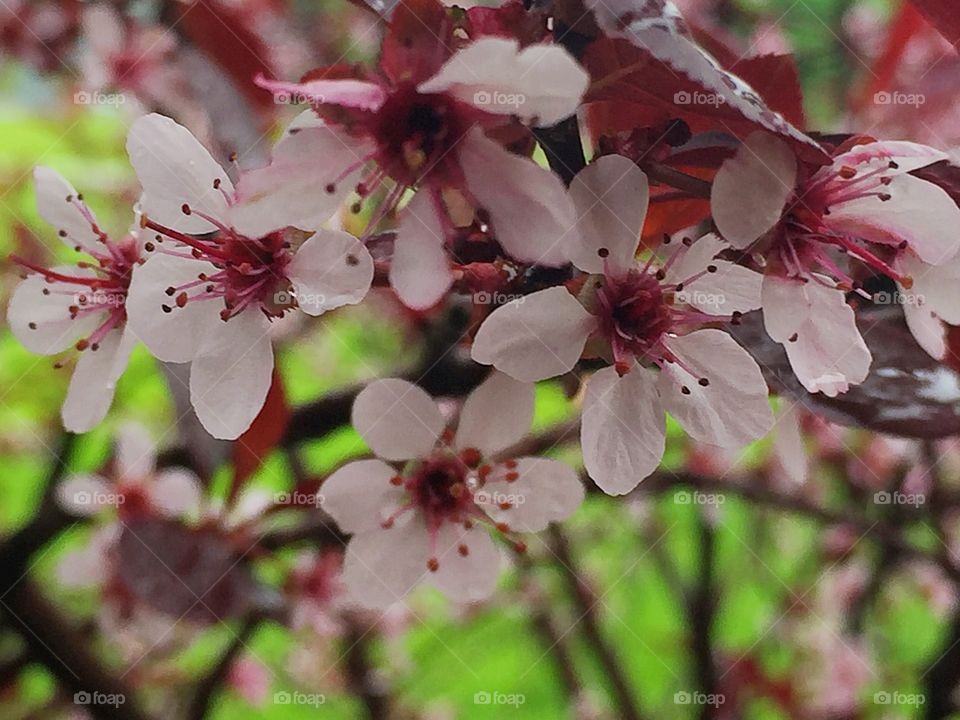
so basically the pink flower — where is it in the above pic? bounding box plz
[321,371,584,608]
[471,154,774,494]
[711,133,960,394]
[56,422,203,520]
[125,113,374,439]
[227,657,272,706]
[7,167,141,432]
[245,32,589,309]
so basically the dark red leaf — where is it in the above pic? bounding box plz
[233,369,289,487]
[177,0,275,117]
[728,54,806,129]
[909,0,960,44]
[380,0,455,85]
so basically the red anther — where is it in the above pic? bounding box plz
[457,544,469,557]
[427,557,439,572]
[460,447,482,468]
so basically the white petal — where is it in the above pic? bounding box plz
[659,330,773,447]
[189,311,274,440]
[114,422,156,481]
[568,155,648,274]
[901,253,960,325]
[8,269,103,355]
[321,459,405,533]
[232,124,372,237]
[126,251,221,363]
[388,194,453,310]
[56,474,113,516]
[81,4,124,59]
[56,526,117,587]
[666,233,762,314]
[288,229,373,315]
[429,523,501,603]
[582,366,666,495]
[149,468,203,517]
[772,404,807,485]
[762,275,871,397]
[62,328,136,433]
[418,38,588,126]
[829,140,948,177]
[455,371,534,457]
[352,379,445,461]
[33,166,100,252]
[256,77,387,110]
[828,174,960,266]
[460,129,577,266]
[127,113,233,234]
[903,295,946,360]
[342,521,431,609]
[481,458,583,532]
[471,287,595,382]
[711,132,797,249]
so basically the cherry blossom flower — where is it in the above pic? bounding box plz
[56,422,203,520]
[125,113,374,439]
[321,371,584,608]
[711,133,960,394]
[286,550,346,636]
[244,2,589,310]
[7,167,141,432]
[471,154,774,494]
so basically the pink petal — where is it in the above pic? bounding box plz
[828,174,960,266]
[150,468,203,517]
[62,329,135,434]
[232,118,373,237]
[352,379,445,461]
[288,229,373,315]
[568,154,648,274]
[321,459,405,533]
[127,114,233,234]
[471,287,596,382]
[189,310,274,440]
[429,523,501,603]
[658,329,773,447]
[772,404,807,485]
[342,520,431,609]
[903,295,946,360]
[481,457,583,532]
[900,253,960,325]
[665,233,763,314]
[455,371,534,457]
[828,140,948,176]
[762,275,871,397]
[56,474,113,516]
[33,166,100,252]
[256,76,387,111]
[582,365,666,495]
[711,132,797,249]
[126,252,221,363]
[459,129,577,266]
[8,269,103,355]
[388,194,454,310]
[418,38,588,127]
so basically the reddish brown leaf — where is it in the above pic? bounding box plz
[910,0,960,44]
[233,369,289,486]
[729,54,806,129]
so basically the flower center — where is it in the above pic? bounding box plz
[373,83,463,186]
[596,269,674,366]
[407,455,472,520]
